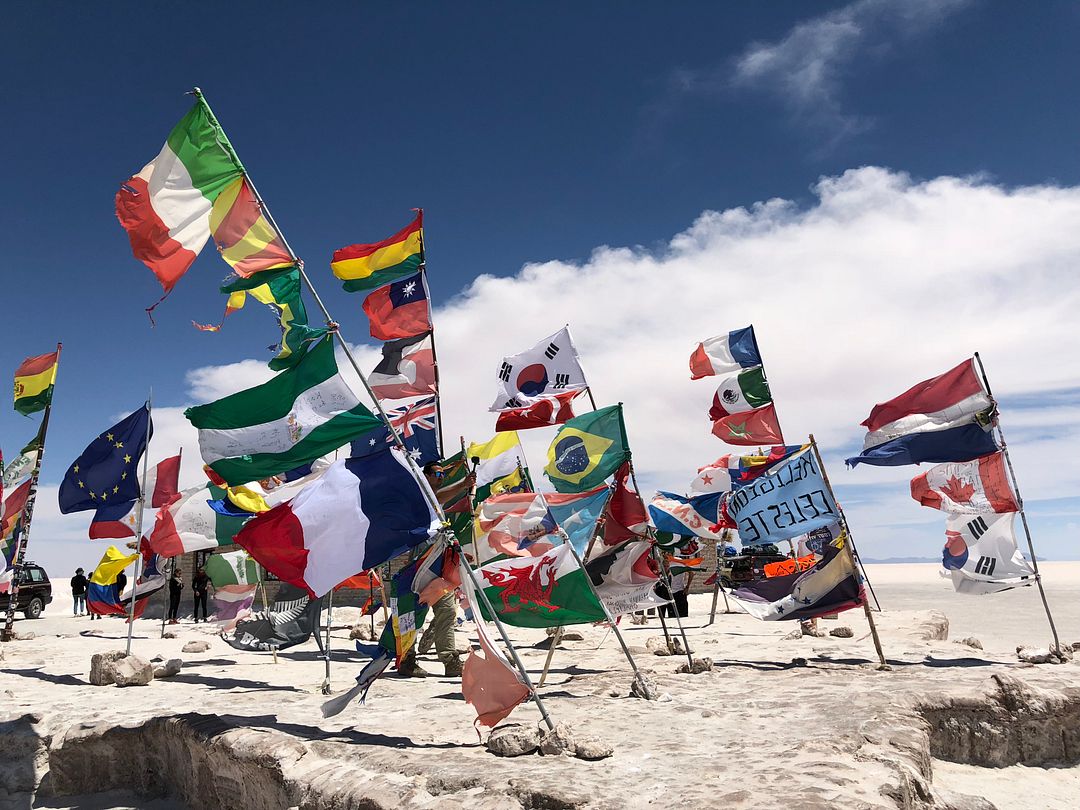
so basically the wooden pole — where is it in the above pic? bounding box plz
[256,563,278,665]
[808,435,888,669]
[2,343,61,643]
[973,352,1062,654]
[536,626,563,688]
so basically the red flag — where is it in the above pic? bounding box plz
[603,462,647,546]
[495,390,579,432]
[149,453,182,508]
[711,403,784,446]
[362,272,431,341]
[335,569,383,592]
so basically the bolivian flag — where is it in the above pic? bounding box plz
[13,351,59,416]
[331,210,423,292]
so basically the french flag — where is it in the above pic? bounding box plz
[846,359,998,468]
[234,447,440,598]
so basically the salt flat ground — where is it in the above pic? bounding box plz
[1,562,1078,809]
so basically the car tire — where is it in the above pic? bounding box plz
[24,598,43,619]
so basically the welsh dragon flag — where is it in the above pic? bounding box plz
[476,543,607,628]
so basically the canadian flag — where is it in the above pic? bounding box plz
[910,452,1018,515]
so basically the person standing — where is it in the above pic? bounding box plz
[70,568,88,616]
[192,566,210,623]
[168,568,184,624]
[114,570,127,616]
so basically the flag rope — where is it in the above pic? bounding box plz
[1,342,61,643]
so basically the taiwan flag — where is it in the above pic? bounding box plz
[363,272,431,341]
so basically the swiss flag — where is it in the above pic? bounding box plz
[495,390,579,432]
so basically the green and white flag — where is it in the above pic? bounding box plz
[710,367,772,416]
[476,543,607,628]
[2,436,40,489]
[205,550,260,587]
[185,335,381,485]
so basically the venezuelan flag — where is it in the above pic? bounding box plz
[13,350,58,416]
[331,211,423,292]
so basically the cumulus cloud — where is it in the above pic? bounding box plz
[29,166,1080,574]
[648,0,972,145]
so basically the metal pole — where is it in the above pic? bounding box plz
[159,557,172,638]
[458,540,556,732]
[417,228,446,459]
[321,589,333,695]
[191,88,445,521]
[2,343,61,643]
[255,562,278,664]
[808,435,887,668]
[972,352,1062,654]
[368,571,376,638]
[625,457,694,668]
[125,390,154,655]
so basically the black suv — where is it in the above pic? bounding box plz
[0,562,53,618]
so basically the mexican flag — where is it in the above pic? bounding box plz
[476,543,607,628]
[185,335,381,485]
[709,367,772,417]
[115,94,292,295]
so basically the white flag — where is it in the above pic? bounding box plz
[490,326,588,412]
[942,512,1034,595]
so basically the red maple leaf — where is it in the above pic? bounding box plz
[941,475,975,504]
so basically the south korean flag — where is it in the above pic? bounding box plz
[490,326,589,412]
[941,512,1034,595]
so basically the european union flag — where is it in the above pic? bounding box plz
[58,406,152,514]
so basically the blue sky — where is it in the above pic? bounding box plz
[4,0,1080,577]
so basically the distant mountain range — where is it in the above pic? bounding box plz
[862,556,1045,564]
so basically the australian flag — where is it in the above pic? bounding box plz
[351,396,439,466]
[58,406,152,514]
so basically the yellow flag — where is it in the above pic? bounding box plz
[89,546,138,586]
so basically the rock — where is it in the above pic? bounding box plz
[782,627,803,640]
[13,631,35,640]
[112,655,154,686]
[645,636,667,652]
[911,609,950,641]
[162,631,178,639]
[955,636,983,650]
[630,675,659,700]
[1071,641,1080,652]
[574,734,614,760]
[829,626,854,638]
[349,624,376,642]
[539,722,576,756]
[89,650,127,686]
[676,657,714,674]
[182,640,210,653]
[934,787,997,810]
[1016,646,1054,664]
[560,631,585,641]
[153,658,182,678]
[487,724,541,757]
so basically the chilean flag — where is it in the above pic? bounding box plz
[234,448,440,598]
[363,272,431,341]
[846,359,999,468]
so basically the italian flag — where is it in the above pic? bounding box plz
[476,543,607,629]
[115,93,292,295]
[185,336,382,485]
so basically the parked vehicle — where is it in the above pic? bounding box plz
[0,562,53,618]
[718,545,789,588]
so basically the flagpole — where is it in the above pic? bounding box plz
[708,529,734,625]
[123,390,154,655]
[2,342,61,644]
[255,563,279,665]
[417,220,446,459]
[191,88,445,521]
[808,435,888,669]
[453,537,556,732]
[972,352,1062,655]
[321,589,334,695]
[753,329,786,445]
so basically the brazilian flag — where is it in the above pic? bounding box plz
[544,404,629,493]
[221,266,328,370]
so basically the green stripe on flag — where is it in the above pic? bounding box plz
[738,367,772,409]
[340,255,422,293]
[166,101,243,201]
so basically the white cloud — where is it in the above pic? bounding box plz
[26,165,1080,577]
[649,0,972,145]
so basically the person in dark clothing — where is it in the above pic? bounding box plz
[114,570,127,614]
[168,568,184,624]
[192,567,211,622]
[71,568,88,616]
